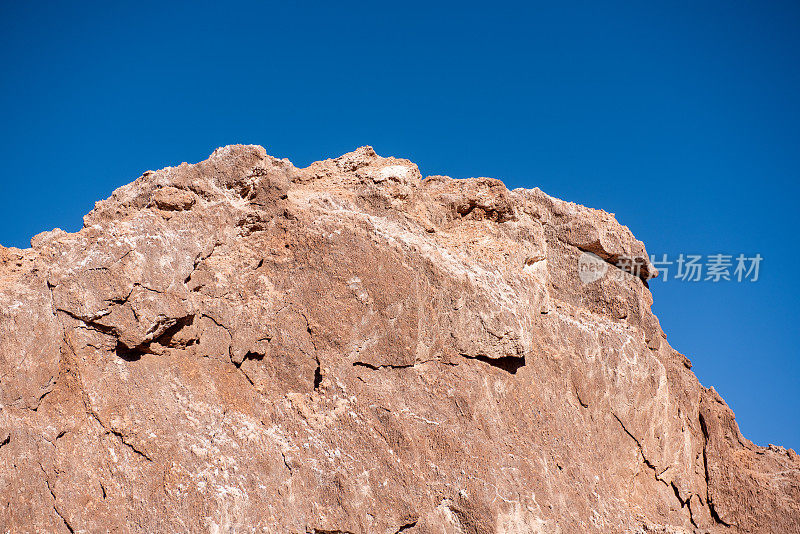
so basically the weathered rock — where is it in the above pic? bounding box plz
[0,145,797,533]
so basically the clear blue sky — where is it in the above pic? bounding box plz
[1,1,798,449]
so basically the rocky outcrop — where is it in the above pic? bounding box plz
[0,145,797,533]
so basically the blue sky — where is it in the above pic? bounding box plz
[1,1,798,448]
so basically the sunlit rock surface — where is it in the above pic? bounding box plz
[1,145,797,533]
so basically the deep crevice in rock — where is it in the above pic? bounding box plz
[461,353,525,374]
[313,360,323,390]
[115,315,197,361]
[353,361,415,371]
[394,519,418,533]
[242,350,265,362]
[613,413,658,471]
[115,342,148,362]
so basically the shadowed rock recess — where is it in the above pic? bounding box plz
[0,145,797,533]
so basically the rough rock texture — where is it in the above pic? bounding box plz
[1,145,798,533]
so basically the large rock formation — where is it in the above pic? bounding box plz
[0,146,797,533]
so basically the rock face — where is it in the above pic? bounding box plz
[0,145,798,533]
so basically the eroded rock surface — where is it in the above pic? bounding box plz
[0,145,797,533]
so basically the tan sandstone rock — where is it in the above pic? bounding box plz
[0,145,797,533]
